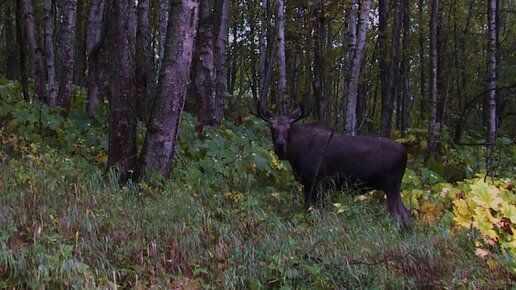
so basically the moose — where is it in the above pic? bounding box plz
[257,105,411,226]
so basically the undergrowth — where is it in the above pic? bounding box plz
[1,79,515,288]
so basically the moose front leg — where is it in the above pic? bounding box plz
[302,182,318,210]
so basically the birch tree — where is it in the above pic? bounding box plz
[57,0,78,114]
[345,0,370,136]
[44,0,57,107]
[276,0,288,114]
[214,0,229,121]
[16,0,30,101]
[105,0,137,180]
[157,0,169,72]
[85,0,105,116]
[135,0,155,121]
[21,0,47,102]
[193,0,217,125]
[427,0,439,158]
[399,0,412,133]
[138,0,199,179]
[486,0,497,146]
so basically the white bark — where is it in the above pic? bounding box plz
[345,0,370,136]
[44,0,57,107]
[428,0,439,158]
[138,0,200,178]
[487,0,497,145]
[276,0,288,114]
[57,0,78,113]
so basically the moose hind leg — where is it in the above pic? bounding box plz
[384,180,411,225]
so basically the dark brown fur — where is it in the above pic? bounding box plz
[259,107,411,226]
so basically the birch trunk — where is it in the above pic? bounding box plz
[44,0,57,107]
[345,0,370,136]
[85,0,105,116]
[400,0,412,134]
[486,0,497,146]
[378,0,387,131]
[106,0,137,181]
[16,0,30,101]
[21,0,47,102]
[57,0,78,114]
[258,0,272,108]
[135,0,155,121]
[427,0,439,158]
[276,0,288,114]
[214,0,229,122]
[194,0,217,125]
[157,0,169,72]
[138,0,199,179]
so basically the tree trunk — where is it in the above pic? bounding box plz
[193,0,217,125]
[85,0,105,116]
[312,0,326,120]
[57,0,78,114]
[378,0,388,133]
[427,0,439,159]
[418,0,426,123]
[73,0,87,86]
[44,0,58,107]
[21,0,47,102]
[258,0,273,108]
[157,0,169,72]
[276,0,288,114]
[105,0,137,181]
[16,0,29,101]
[380,0,402,138]
[3,2,17,80]
[486,0,497,146]
[135,0,155,121]
[400,0,412,134]
[138,0,199,179]
[345,0,370,136]
[214,0,229,122]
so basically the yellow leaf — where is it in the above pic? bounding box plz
[473,219,499,240]
[499,203,516,224]
[419,201,444,224]
[471,181,503,209]
[453,199,474,228]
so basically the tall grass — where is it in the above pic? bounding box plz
[1,146,514,288]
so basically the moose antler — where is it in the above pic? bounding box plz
[257,104,275,122]
[288,105,310,122]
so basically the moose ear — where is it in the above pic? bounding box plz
[288,105,308,122]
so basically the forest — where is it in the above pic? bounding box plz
[0,0,515,288]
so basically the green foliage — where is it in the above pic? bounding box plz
[0,79,515,287]
[452,178,516,270]
[0,79,108,165]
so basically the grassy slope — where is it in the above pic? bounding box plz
[0,91,515,288]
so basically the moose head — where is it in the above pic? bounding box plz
[257,105,309,160]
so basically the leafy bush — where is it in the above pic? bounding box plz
[453,177,516,270]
